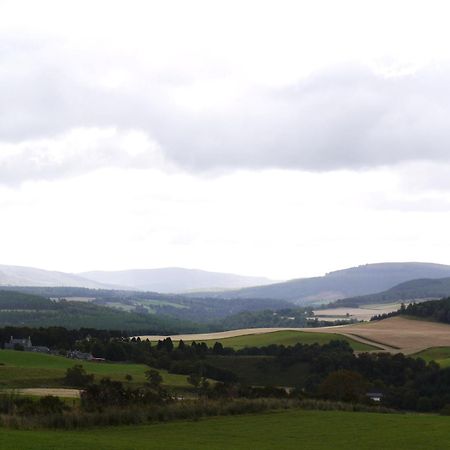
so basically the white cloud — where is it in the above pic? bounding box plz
[0,128,168,184]
[1,1,450,277]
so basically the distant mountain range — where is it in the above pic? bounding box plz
[0,264,111,289]
[205,262,450,305]
[3,262,450,305]
[79,268,274,293]
[0,265,273,293]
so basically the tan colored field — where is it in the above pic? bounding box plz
[138,328,306,342]
[15,388,81,398]
[319,316,450,354]
[313,303,406,322]
[138,317,450,355]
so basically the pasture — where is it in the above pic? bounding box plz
[0,350,188,389]
[1,409,450,450]
[139,329,378,351]
[414,347,450,368]
[198,330,376,351]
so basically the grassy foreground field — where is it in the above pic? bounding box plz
[1,409,450,450]
[0,350,188,389]
[199,330,376,351]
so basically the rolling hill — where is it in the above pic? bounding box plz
[333,277,450,307]
[0,264,274,293]
[206,262,450,305]
[0,290,200,332]
[0,265,112,289]
[79,267,274,293]
[1,286,292,323]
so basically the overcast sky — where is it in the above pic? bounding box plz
[2,0,450,279]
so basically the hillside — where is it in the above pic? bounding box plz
[0,265,113,289]
[0,290,199,332]
[207,262,450,304]
[2,286,292,322]
[0,264,274,293]
[332,277,450,307]
[79,267,274,293]
[400,297,450,325]
[317,316,450,354]
[0,350,188,389]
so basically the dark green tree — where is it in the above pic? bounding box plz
[145,369,163,389]
[64,365,94,388]
[319,370,367,403]
[187,372,201,389]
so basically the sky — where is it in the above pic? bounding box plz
[2,0,450,280]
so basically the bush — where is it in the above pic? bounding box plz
[319,370,368,403]
[64,365,94,388]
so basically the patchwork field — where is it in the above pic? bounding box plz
[2,409,450,450]
[197,330,376,351]
[138,329,379,351]
[0,350,188,389]
[313,303,408,321]
[319,317,450,354]
[140,316,450,355]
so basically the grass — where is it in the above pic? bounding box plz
[1,409,450,450]
[0,350,189,389]
[198,330,376,351]
[414,347,450,368]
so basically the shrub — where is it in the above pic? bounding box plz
[64,365,94,388]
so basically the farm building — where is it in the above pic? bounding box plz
[3,336,50,353]
[67,350,95,360]
[366,392,384,402]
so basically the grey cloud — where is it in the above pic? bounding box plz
[2,35,450,183]
[0,128,165,185]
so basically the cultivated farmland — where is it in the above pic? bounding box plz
[139,316,450,354]
[139,329,377,351]
[316,316,450,354]
[196,330,375,351]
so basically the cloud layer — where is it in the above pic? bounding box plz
[1,31,450,184]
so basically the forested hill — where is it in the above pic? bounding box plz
[372,297,450,325]
[204,262,450,304]
[0,290,201,333]
[402,298,450,324]
[333,277,450,307]
[3,286,292,322]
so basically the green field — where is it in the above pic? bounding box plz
[198,330,376,351]
[0,350,188,388]
[414,347,450,368]
[1,409,449,450]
